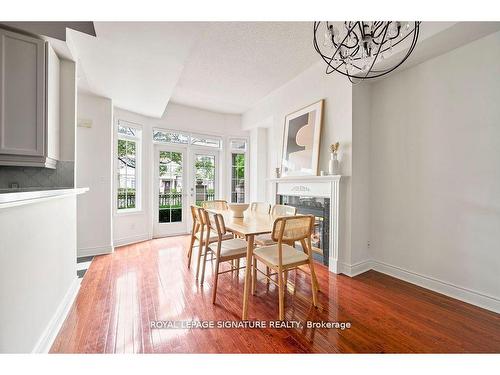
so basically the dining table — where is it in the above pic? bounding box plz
[206,208,278,320]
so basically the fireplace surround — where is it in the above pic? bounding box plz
[269,176,341,273]
[269,175,341,274]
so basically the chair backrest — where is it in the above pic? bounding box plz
[196,206,208,226]
[202,200,229,211]
[190,205,198,222]
[191,205,204,221]
[271,204,297,217]
[271,215,314,243]
[190,205,203,233]
[250,202,271,214]
[203,210,226,238]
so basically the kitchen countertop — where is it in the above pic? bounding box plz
[0,187,89,208]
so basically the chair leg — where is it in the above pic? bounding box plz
[200,245,209,285]
[187,236,196,268]
[252,258,257,295]
[278,269,285,321]
[188,222,200,267]
[212,257,221,304]
[312,268,320,292]
[309,262,318,307]
[300,239,320,292]
[195,241,204,280]
[236,259,240,278]
[266,266,270,286]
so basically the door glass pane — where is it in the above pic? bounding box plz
[158,151,183,223]
[231,153,245,203]
[117,139,137,209]
[194,154,216,205]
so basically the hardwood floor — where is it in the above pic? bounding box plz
[51,236,500,353]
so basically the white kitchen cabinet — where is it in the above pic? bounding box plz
[0,28,61,168]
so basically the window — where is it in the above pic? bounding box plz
[117,122,142,211]
[153,129,189,144]
[229,139,247,203]
[230,139,247,151]
[191,134,221,149]
[153,129,222,149]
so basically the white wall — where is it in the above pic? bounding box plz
[351,84,372,268]
[242,62,354,267]
[0,196,78,352]
[76,93,114,256]
[368,31,500,311]
[113,103,247,247]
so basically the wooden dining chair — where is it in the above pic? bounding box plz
[252,215,319,320]
[201,200,229,210]
[250,202,271,214]
[254,204,297,285]
[201,211,249,304]
[255,204,297,246]
[187,205,202,269]
[194,207,233,280]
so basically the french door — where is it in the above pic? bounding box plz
[190,149,219,206]
[153,145,188,237]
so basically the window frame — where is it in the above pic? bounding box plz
[228,137,248,203]
[190,132,223,149]
[153,128,222,150]
[115,120,143,214]
[152,128,190,145]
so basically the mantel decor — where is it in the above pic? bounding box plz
[280,100,324,177]
[328,142,341,175]
[313,21,421,82]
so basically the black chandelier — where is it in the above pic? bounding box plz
[313,21,421,82]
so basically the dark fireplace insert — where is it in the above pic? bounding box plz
[277,195,330,266]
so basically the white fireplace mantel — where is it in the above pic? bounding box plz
[268,175,342,274]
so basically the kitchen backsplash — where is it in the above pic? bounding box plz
[0,161,74,189]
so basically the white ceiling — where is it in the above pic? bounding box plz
[67,22,319,116]
[171,22,319,114]
[64,21,500,117]
[67,22,204,117]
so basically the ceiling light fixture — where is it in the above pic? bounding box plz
[313,21,421,82]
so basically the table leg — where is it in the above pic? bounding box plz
[242,234,255,320]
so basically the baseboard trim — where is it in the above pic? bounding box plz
[77,245,114,257]
[338,260,374,277]
[32,277,80,353]
[113,233,150,248]
[371,260,500,314]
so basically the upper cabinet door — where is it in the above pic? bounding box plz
[0,29,45,156]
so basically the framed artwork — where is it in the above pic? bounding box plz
[280,99,324,177]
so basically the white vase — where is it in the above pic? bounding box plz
[328,153,340,175]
